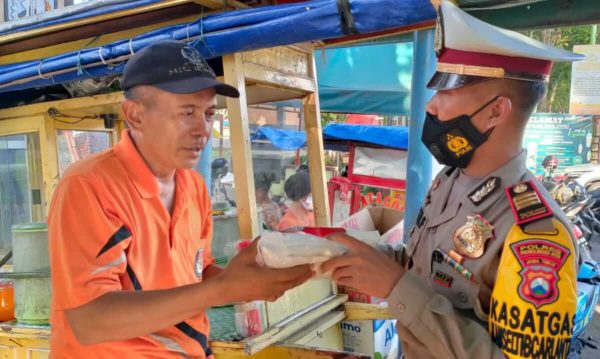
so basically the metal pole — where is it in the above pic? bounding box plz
[403,29,437,242]
[219,113,224,157]
[591,25,597,45]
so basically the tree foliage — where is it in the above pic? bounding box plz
[321,112,346,126]
[527,25,597,113]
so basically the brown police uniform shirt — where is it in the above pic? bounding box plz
[386,151,578,359]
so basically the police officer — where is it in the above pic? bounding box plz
[322,2,583,358]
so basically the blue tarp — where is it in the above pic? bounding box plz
[316,42,413,115]
[252,127,306,151]
[251,124,409,151]
[0,0,436,94]
[323,123,409,150]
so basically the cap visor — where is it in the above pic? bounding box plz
[427,72,490,90]
[155,77,240,98]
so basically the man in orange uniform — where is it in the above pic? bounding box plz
[48,40,313,358]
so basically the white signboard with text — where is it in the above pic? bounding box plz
[570,44,600,115]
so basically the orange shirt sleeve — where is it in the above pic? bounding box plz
[49,176,131,310]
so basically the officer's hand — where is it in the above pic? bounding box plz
[218,238,314,303]
[321,233,404,298]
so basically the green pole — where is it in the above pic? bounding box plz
[591,25,597,45]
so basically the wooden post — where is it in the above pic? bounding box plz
[223,53,260,239]
[41,115,59,218]
[303,53,330,227]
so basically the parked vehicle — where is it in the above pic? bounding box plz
[540,157,600,357]
[570,255,600,357]
[563,163,600,192]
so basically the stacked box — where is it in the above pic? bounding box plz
[341,320,399,359]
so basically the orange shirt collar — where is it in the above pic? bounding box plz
[114,130,160,199]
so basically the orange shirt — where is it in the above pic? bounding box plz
[48,130,214,358]
[278,209,315,231]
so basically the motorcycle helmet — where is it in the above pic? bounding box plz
[211,158,229,178]
[552,183,574,206]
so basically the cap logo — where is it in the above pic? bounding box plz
[171,46,215,76]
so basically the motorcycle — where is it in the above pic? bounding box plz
[570,247,600,357]
[538,156,600,248]
[539,156,600,357]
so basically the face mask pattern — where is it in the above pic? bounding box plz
[421,96,499,168]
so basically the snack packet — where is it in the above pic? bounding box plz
[256,231,347,274]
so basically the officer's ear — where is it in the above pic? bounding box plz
[484,95,512,131]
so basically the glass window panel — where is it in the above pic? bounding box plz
[56,130,111,176]
[248,103,310,233]
[0,133,43,249]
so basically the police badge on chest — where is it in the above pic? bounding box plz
[194,248,204,279]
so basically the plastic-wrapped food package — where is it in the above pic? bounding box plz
[256,231,348,270]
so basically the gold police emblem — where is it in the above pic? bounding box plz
[453,215,495,258]
[513,183,528,194]
[446,134,472,157]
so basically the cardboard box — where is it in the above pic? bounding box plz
[335,206,404,303]
[334,206,404,245]
[341,320,399,359]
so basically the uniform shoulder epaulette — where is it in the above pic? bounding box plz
[505,180,554,227]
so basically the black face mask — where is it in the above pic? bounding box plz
[421,96,499,168]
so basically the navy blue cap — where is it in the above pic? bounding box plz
[121,40,239,98]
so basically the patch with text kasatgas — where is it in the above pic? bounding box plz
[489,298,572,359]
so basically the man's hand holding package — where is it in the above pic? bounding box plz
[219,238,314,302]
[321,233,404,298]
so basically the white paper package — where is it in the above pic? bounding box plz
[256,231,348,269]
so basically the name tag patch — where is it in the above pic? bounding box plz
[194,248,204,279]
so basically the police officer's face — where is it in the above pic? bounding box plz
[425,81,497,133]
[128,86,216,173]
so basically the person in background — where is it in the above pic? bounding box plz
[254,172,282,231]
[278,170,315,230]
